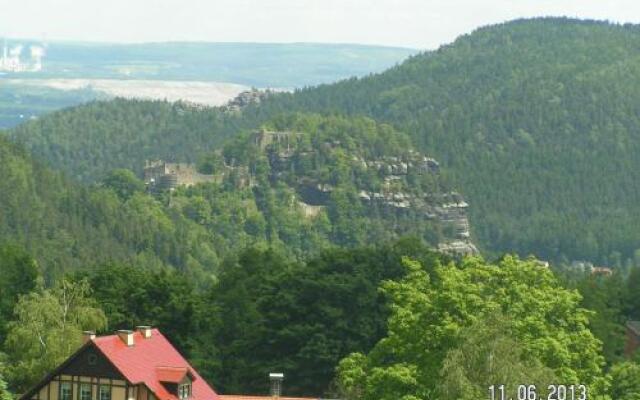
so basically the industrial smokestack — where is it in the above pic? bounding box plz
[30,45,44,71]
[9,44,22,57]
[269,373,284,398]
[30,45,44,58]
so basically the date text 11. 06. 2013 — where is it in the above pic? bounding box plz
[488,384,587,400]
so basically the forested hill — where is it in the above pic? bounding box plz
[243,17,640,265]
[2,117,245,280]
[1,113,474,279]
[0,135,176,279]
[8,17,640,265]
[8,99,254,183]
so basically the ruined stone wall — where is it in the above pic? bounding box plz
[144,161,217,190]
[253,129,303,151]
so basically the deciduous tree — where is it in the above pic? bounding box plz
[337,256,605,400]
[2,279,106,392]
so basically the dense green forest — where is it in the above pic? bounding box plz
[0,132,251,280]
[0,111,469,278]
[1,242,640,399]
[10,18,640,265]
[3,16,640,400]
[9,100,251,182]
[244,18,640,265]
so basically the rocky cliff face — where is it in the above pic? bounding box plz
[222,89,273,112]
[253,129,478,256]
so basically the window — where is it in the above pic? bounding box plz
[178,383,191,400]
[60,383,72,400]
[99,386,111,400]
[80,384,92,400]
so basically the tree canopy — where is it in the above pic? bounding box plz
[2,279,106,393]
[337,256,605,400]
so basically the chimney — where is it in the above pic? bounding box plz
[117,330,135,347]
[83,331,96,344]
[269,373,284,398]
[136,326,152,339]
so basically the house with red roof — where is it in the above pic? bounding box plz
[20,327,219,400]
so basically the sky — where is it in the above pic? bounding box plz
[0,0,638,49]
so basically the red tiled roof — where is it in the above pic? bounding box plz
[156,367,190,383]
[219,396,318,400]
[92,329,218,400]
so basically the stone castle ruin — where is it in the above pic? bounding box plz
[255,129,478,257]
[253,129,303,151]
[143,160,218,191]
[142,129,478,257]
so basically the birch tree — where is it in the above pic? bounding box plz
[2,279,106,393]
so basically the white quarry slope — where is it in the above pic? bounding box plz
[6,79,253,106]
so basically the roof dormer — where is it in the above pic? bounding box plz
[157,367,195,400]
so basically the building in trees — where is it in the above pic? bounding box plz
[144,161,218,191]
[20,328,219,400]
[219,396,316,400]
[625,321,640,357]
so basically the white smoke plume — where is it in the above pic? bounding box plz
[30,45,45,58]
[9,45,23,57]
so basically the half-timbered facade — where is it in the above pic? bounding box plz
[20,328,218,400]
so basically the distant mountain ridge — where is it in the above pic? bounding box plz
[2,41,417,87]
[0,41,416,129]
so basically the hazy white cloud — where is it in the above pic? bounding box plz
[0,0,636,48]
